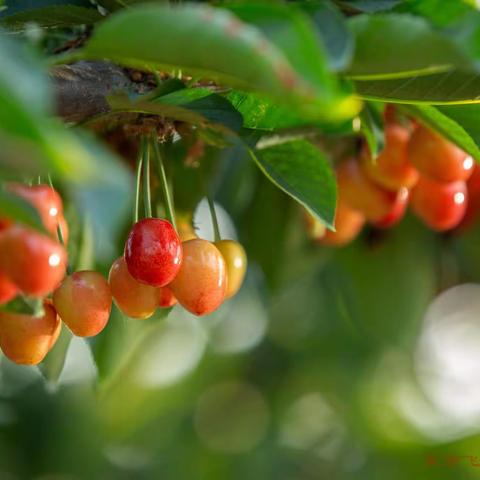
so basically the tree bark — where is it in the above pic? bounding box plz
[50,61,151,123]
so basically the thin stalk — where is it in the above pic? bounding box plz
[207,196,221,242]
[143,139,152,218]
[152,139,176,229]
[134,142,144,223]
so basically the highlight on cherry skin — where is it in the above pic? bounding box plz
[214,239,247,299]
[124,217,183,287]
[53,271,112,337]
[109,256,162,320]
[0,302,61,366]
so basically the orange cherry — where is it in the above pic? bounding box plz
[0,225,67,297]
[319,202,365,246]
[214,240,247,299]
[337,159,406,223]
[158,286,177,308]
[169,239,226,316]
[0,302,61,365]
[374,187,409,229]
[408,125,474,183]
[53,271,112,337]
[0,270,18,305]
[457,164,480,231]
[411,176,467,231]
[362,123,419,191]
[108,257,159,319]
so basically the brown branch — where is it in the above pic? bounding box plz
[50,61,153,123]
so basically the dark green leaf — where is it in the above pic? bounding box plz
[438,104,480,151]
[347,14,470,79]
[359,103,384,157]
[338,0,401,13]
[301,0,353,71]
[251,140,337,227]
[401,104,480,161]
[354,70,480,104]
[84,4,360,121]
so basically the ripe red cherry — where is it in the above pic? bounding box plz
[408,126,474,183]
[362,123,419,191]
[169,239,226,316]
[374,187,409,229]
[0,270,18,305]
[158,286,177,308]
[319,202,365,246]
[457,164,480,231]
[411,176,467,231]
[53,271,112,337]
[337,159,406,223]
[8,183,67,240]
[124,218,182,287]
[0,302,61,365]
[0,225,67,296]
[109,256,160,319]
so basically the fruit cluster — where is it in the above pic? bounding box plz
[307,109,477,246]
[0,182,247,366]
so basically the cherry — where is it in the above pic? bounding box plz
[158,286,177,308]
[0,270,18,305]
[0,302,61,365]
[8,183,68,242]
[457,164,480,231]
[53,271,112,337]
[124,218,182,287]
[109,256,159,319]
[0,225,67,297]
[169,239,226,316]
[408,125,474,183]
[337,159,406,223]
[410,176,467,231]
[374,187,409,229]
[319,202,365,246]
[214,240,247,299]
[362,123,419,190]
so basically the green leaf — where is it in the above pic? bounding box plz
[83,4,360,121]
[354,70,480,104]
[251,139,337,227]
[347,14,470,79]
[40,328,72,384]
[338,0,401,13]
[401,104,480,161]
[438,104,480,151]
[0,0,102,30]
[98,0,165,12]
[359,103,384,157]
[0,189,45,232]
[300,0,353,71]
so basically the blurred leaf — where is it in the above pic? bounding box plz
[40,327,72,384]
[359,103,384,157]
[300,0,353,71]
[401,104,480,161]
[0,0,103,30]
[347,14,470,79]
[0,189,45,232]
[98,0,166,12]
[338,0,401,13]
[354,70,480,104]
[84,4,360,121]
[438,104,480,150]
[251,140,337,228]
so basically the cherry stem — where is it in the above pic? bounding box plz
[152,139,177,230]
[143,138,153,218]
[207,196,221,242]
[134,140,144,223]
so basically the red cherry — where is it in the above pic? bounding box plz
[8,183,65,237]
[362,123,419,191]
[319,202,365,246]
[0,302,61,365]
[0,225,67,296]
[53,271,112,337]
[374,187,409,229]
[411,176,467,231]
[337,159,405,223]
[169,239,226,316]
[408,126,474,183]
[124,218,182,287]
[457,164,480,231]
[158,286,177,308]
[0,270,18,305]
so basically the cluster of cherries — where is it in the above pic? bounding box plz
[307,109,478,246]
[0,183,247,366]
